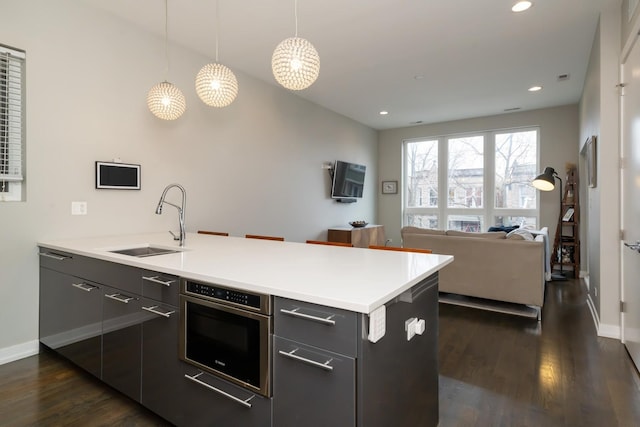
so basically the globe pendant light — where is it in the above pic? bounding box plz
[195,0,238,107]
[272,0,320,91]
[147,0,186,120]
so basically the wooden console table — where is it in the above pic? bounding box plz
[328,225,385,248]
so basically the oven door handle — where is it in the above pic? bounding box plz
[278,348,334,371]
[279,307,336,326]
[184,372,254,408]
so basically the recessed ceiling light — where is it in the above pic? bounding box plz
[512,1,532,12]
[379,111,389,115]
[528,85,542,92]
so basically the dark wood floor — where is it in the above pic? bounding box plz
[0,279,638,426]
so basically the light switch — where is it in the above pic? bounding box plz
[71,201,87,215]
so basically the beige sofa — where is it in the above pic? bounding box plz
[401,226,546,316]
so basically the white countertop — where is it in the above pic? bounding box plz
[38,232,453,314]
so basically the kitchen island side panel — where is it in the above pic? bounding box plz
[357,273,439,427]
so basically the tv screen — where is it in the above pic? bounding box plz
[331,160,366,198]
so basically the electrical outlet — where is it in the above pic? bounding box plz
[71,201,87,215]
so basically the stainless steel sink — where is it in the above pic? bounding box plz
[109,246,182,257]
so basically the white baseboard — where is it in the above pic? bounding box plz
[0,340,40,366]
[586,293,621,339]
[598,323,621,339]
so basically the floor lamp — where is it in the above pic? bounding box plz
[532,167,568,281]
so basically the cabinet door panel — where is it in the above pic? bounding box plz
[273,336,355,427]
[141,298,181,425]
[39,268,102,378]
[102,285,143,401]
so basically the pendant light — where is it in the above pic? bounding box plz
[147,0,186,120]
[195,0,238,107]
[271,0,320,91]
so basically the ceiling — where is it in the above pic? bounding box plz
[80,0,608,130]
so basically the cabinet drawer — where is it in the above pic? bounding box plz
[141,271,179,306]
[274,298,357,357]
[81,257,142,295]
[273,336,355,427]
[180,365,272,427]
[39,248,78,275]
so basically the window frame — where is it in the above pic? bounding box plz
[403,127,540,231]
[0,43,26,202]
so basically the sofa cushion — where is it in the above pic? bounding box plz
[401,227,446,236]
[445,230,506,239]
[506,229,534,241]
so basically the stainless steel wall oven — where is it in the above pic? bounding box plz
[180,278,272,397]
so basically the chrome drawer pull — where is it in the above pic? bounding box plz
[105,293,134,304]
[278,349,334,371]
[39,252,70,261]
[142,276,176,287]
[141,305,175,318]
[71,283,97,292]
[280,308,336,326]
[184,372,254,408]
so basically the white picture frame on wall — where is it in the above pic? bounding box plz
[586,136,597,188]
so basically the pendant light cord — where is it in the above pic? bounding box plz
[294,0,299,37]
[164,0,169,80]
[215,0,219,62]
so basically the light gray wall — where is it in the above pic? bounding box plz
[377,105,580,246]
[580,22,602,316]
[579,4,623,336]
[0,0,377,354]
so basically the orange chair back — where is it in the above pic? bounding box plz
[306,240,353,247]
[197,230,229,236]
[245,234,285,241]
[368,245,432,254]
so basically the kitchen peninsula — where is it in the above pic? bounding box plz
[38,232,453,427]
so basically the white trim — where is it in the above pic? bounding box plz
[622,17,640,62]
[586,293,622,339]
[598,323,621,339]
[0,340,39,365]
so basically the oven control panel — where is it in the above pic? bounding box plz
[183,280,267,312]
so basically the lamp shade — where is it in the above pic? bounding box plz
[532,166,556,191]
[272,37,320,90]
[195,63,238,107]
[147,81,186,120]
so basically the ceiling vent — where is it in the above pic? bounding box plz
[504,107,521,112]
[557,74,570,82]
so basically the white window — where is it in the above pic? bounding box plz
[403,128,539,231]
[0,44,25,202]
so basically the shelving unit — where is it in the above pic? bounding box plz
[551,167,580,278]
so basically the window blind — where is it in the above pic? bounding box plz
[0,45,25,183]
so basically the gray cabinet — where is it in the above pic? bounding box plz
[273,336,355,426]
[179,364,272,427]
[39,248,183,424]
[102,284,142,401]
[39,267,102,378]
[140,297,181,425]
[274,273,440,427]
[273,298,357,426]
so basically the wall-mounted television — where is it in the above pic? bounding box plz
[331,160,366,199]
[95,161,141,190]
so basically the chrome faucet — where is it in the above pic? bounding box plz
[155,183,186,246]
